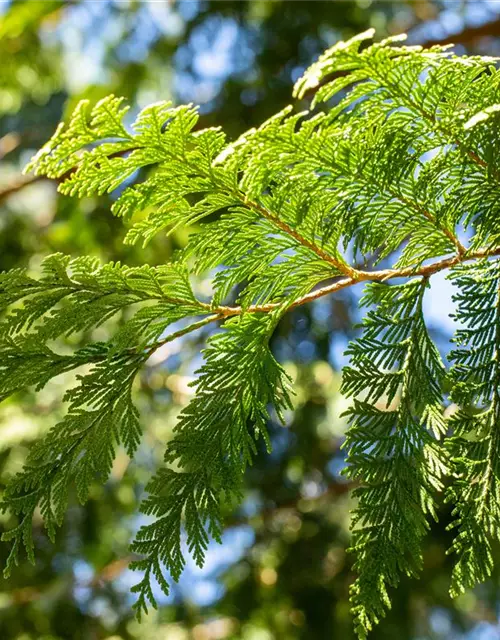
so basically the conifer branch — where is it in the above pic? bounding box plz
[4,30,500,639]
[261,118,467,258]
[445,260,500,596]
[211,244,500,319]
[238,194,358,278]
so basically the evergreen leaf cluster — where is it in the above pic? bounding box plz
[3,29,500,637]
[446,260,500,597]
[341,279,448,637]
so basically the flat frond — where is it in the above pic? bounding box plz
[446,260,500,596]
[8,29,500,639]
[342,279,447,638]
[130,313,293,615]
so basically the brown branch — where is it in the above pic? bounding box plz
[0,175,44,203]
[218,245,500,316]
[0,132,21,160]
[145,245,500,359]
[423,17,500,48]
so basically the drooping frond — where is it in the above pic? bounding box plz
[0,253,212,571]
[129,312,293,616]
[1,347,144,577]
[341,279,447,638]
[4,29,500,639]
[446,260,500,596]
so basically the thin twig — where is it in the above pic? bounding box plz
[239,195,359,279]
[144,245,500,355]
[0,175,44,203]
[145,313,223,356]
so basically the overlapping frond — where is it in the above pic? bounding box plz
[446,260,500,596]
[4,29,500,639]
[0,253,211,572]
[341,280,447,638]
[130,312,292,616]
[294,29,500,253]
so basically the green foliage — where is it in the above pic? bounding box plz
[341,280,448,637]
[0,253,207,578]
[446,260,500,597]
[3,29,500,638]
[130,312,292,616]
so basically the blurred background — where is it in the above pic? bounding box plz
[1,1,500,639]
